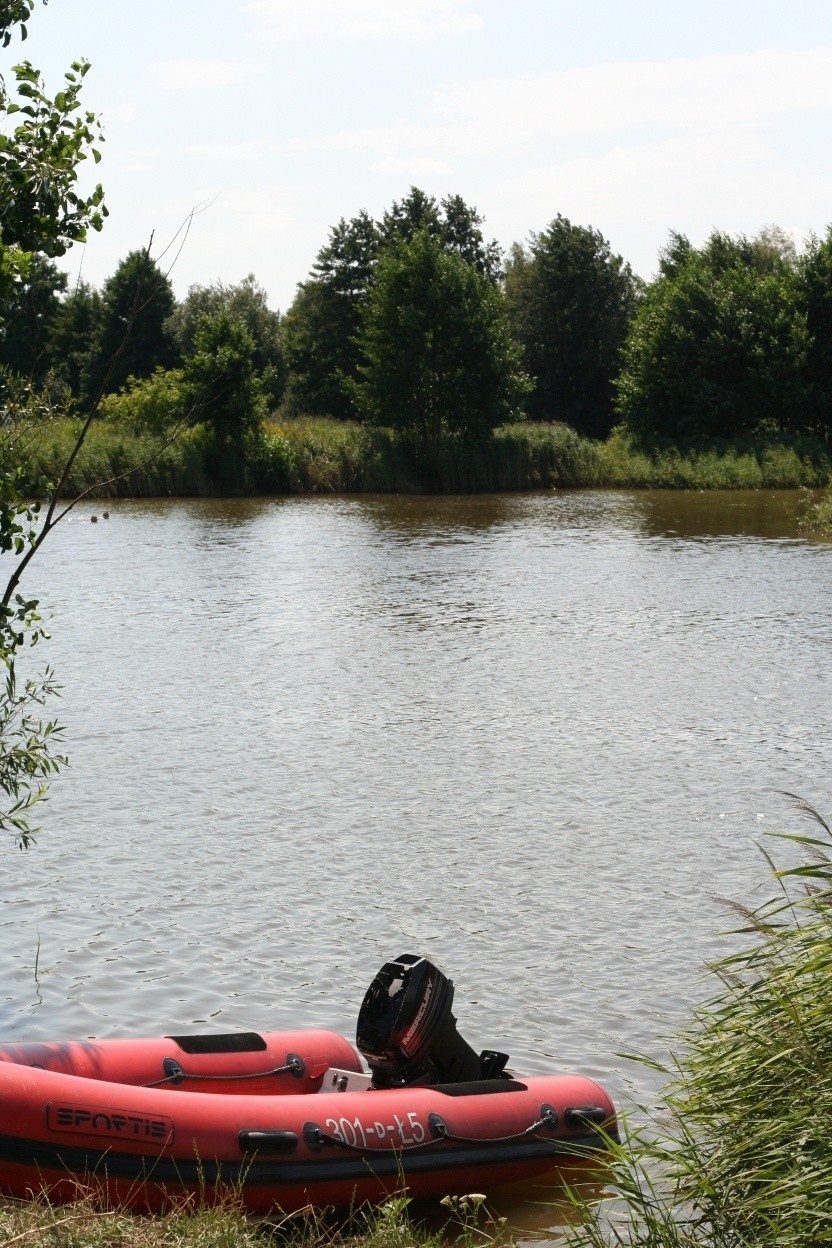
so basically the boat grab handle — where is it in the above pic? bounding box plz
[144,1052,306,1087]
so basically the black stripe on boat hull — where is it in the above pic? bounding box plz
[0,1128,618,1191]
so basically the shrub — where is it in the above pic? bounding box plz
[99,367,189,435]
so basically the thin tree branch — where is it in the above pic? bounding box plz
[2,206,207,612]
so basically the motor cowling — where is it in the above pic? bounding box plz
[355,953,508,1087]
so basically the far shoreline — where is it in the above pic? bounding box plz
[23,416,832,502]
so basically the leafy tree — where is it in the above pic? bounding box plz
[0,375,68,847]
[616,231,808,442]
[183,309,266,491]
[313,210,381,294]
[657,230,694,280]
[0,3,105,315]
[439,192,503,281]
[382,187,502,280]
[351,229,527,463]
[45,277,101,399]
[83,249,177,405]
[504,215,639,437]
[283,281,345,417]
[381,186,442,248]
[0,253,66,383]
[752,224,799,274]
[0,1,36,40]
[797,226,832,434]
[283,211,380,419]
[166,274,286,409]
[284,191,502,419]
[0,0,106,846]
[98,366,188,435]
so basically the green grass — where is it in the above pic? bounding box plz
[11,415,832,498]
[565,799,832,1248]
[595,428,832,489]
[0,1187,514,1248]
[0,1195,262,1248]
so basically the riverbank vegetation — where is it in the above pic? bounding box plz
[0,1192,470,1248]
[799,480,832,534]
[16,417,832,498]
[5,185,832,497]
[0,1186,519,1248]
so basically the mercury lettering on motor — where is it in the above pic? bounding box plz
[47,1101,174,1143]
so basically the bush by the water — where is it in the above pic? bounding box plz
[567,800,832,1248]
[799,482,832,535]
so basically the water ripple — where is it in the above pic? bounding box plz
[2,491,829,1113]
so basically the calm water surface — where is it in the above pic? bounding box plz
[3,491,831,1134]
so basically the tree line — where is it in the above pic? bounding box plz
[6,192,832,466]
[6,188,832,470]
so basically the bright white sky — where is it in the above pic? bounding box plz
[19,0,832,312]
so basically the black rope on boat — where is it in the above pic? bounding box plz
[144,1053,306,1088]
[303,1106,561,1154]
[426,1105,561,1147]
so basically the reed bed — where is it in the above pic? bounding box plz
[255,421,832,494]
[13,416,832,497]
[13,418,211,499]
[566,799,832,1248]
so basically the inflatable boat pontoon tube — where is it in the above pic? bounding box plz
[0,1027,618,1213]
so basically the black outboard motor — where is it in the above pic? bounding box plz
[356,953,509,1088]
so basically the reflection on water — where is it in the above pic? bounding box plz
[2,493,831,1134]
[630,488,813,539]
[409,1163,610,1243]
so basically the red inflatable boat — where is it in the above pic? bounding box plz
[0,956,618,1213]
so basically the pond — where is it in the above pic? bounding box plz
[2,489,830,1225]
